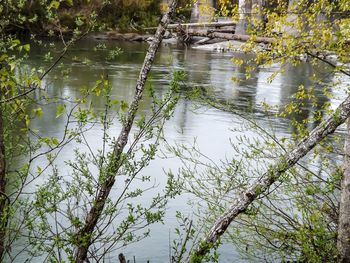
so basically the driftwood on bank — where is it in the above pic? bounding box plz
[73,0,179,262]
[187,93,350,261]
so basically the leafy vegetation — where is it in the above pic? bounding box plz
[1,0,350,262]
[168,0,350,262]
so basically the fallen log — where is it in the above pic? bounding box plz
[184,29,350,45]
[193,37,212,45]
[204,28,235,33]
[145,21,236,30]
[185,29,274,43]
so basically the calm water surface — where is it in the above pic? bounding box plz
[17,39,347,262]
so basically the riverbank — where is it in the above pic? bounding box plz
[84,29,342,65]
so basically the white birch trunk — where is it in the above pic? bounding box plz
[73,1,179,261]
[337,118,350,262]
[188,93,350,262]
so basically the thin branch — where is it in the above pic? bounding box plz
[0,31,88,104]
[188,91,350,261]
[306,51,350,77]
[73,1,179,262]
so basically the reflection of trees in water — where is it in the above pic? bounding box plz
[197,51,260,112]
[25,41,337,141]
[230,53,259,111]
[182,49,213,85]
[185,51,260,112]
[279,63,333,133]
[17,41,177,160]
[179,50,336,138]
[162,46,198,136]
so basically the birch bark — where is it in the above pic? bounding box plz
[73,1,179,261]
[337,118,350,263]
[188,94,350,262]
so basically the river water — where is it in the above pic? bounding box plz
[16,39,347,262]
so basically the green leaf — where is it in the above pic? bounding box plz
[49,0,60,9]
[52,138,59,146]
[111,99,119,105]
[56,105,66,118]
[121,101,128,111]
[33,107,43,117]
[25,115,30,127]
[9,62,16,71]
[37,166,42,173]
[23,44,30,52]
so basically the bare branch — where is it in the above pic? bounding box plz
[306,51,350,77]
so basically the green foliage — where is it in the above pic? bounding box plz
[0,1,184,258]
[171,0,350,262]
[0,0,61,34]
[106,46,123,61]
[17,70,184,260]
[0,0,192,35]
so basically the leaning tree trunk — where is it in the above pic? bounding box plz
[73,1,179,262]
[235,0,252,35]
[0,99,6,260]
[337,118,350,262]
[187,93,350,262]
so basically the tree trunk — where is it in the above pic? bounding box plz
[187,94,350,262]
[337,118,350,262]
[235,0,252,35]
[73,1,179,262]
[0,99,6,260]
